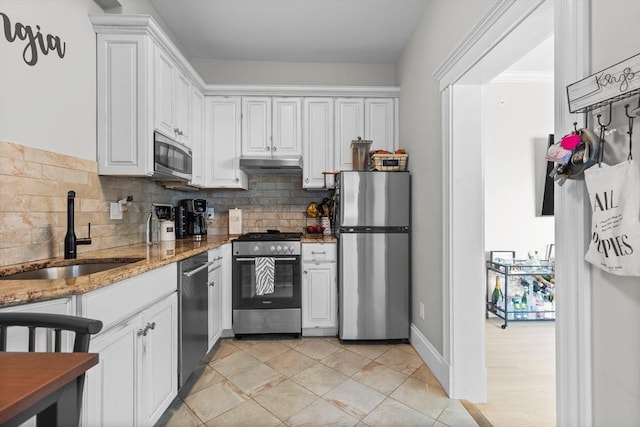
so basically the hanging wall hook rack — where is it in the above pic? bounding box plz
[596,103,613,167]
[596,102,613,128]
[624,103,635,160]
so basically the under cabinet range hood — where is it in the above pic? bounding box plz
[239,156,303,174]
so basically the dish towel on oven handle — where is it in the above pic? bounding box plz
[255,257,275,295]
[584,160,640,276]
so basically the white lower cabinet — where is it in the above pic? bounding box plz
[207,248,223,350]
[302,243,337,336]
[0,297,76,352]
[0,298,77,427]
[220,244,233,334]
[81,264,178,427]
[140,293,178,425]
[208,243,232,348]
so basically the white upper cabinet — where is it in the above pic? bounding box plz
[241,97,301,157]
[95,33,153,176]
[334,97,397,171]
[205,97,248,189]
[365,98,396,153]
[92,15,204,178]
[303,98,334,189]
[155,46,191,146]
[334,98,365,171]
[272,97,302,156]
[241,97,271,156]
[190,88,205,186]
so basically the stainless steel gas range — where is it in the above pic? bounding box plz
[232,231,302,336]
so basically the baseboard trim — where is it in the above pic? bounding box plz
[410,323,450,394]
[302,327,337,337]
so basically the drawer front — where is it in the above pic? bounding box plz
[302,243,337,263]
[81,263,177,332]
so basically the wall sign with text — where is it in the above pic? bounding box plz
[567,52,640,114]
[0,12,67,66]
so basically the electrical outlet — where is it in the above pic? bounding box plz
[207,207,215,219]
[110,202,122,220]
[419,302,425,320]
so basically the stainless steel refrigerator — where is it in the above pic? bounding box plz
[337,171,410,341]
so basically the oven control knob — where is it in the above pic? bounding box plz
[289,245,296,253]
[270,245,276,252]
[253,246,260,253]
[276,245,282,253]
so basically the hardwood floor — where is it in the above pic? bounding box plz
[477,318,556,427]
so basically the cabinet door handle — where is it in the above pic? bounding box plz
[208,281,215,287]
[266,146,271,151]
[272,146,277,152]
[305,178,309,183]
[137,328,146,336]
[146,322,156,331]
[303,270,308,274]
[311,251,326,255]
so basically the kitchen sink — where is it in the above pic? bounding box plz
[0,258,145,280]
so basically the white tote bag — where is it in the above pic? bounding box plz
[584,160,640,276]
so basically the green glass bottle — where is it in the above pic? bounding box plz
[491,276,504,306]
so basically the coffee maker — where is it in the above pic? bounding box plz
[180,199,207,240]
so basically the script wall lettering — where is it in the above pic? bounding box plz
[0,12,66,66]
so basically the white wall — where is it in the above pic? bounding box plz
[589,0,640,424]
[483,81,555,259]
[0,0,102,160]
[396,0,494,354]
[191,58,395,86]
[0,0,395,161]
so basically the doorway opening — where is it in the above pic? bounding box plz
[480,35,556,425]
[437,0,592,424]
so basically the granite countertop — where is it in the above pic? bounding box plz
[301,235,337,243]
[0,236,231,308]
[0,236,338,308]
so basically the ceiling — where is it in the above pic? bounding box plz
[148,0,429,64]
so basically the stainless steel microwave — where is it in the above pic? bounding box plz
[153,131,192,181]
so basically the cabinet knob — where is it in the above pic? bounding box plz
[235,178,239,182]
[147,322,156,331]
[137,328,146,336]
[208,281,215,287]
[266,146,271,151]
[272,146,277,152]
[303,270,308,274]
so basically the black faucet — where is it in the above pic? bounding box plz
[64,190,92,259]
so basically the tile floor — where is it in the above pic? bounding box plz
[156,337,479,427]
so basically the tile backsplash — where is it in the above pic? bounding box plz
[0,141,330,266]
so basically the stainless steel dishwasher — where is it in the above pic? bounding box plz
[178,252,212,388]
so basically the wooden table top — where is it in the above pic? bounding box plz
[0,352,99,424]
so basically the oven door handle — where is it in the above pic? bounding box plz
[183,261,215,278]
[235,257,298,262]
